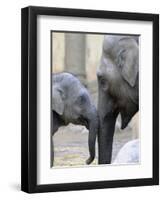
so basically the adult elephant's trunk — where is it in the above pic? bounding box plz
[98,112,118,164]
[97,88,119,164]
[86,107,99,165]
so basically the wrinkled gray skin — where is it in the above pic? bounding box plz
[97,35,139,164]
[51,72,98,166]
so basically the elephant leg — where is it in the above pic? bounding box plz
[98,112,118,164]
[51,111,55,167]
[51,134,54,167]
[51,111,60,167]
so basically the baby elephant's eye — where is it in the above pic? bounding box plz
[77,93,88,105]
[57,88,65,99]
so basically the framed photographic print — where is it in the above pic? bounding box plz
[21,6,159,193]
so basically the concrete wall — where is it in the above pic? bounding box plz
[52,32,65,73]
[86,34,104,81]
[52,32,104,83]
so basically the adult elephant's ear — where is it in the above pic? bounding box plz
[52,86,64,115]
[118,39,139,87]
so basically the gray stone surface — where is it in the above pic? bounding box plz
[113,139,139,164]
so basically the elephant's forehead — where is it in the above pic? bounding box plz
[103,35,139,60]
[103,35,138,50]
[104,35,123,47]
[103,36,120,57]
[103,35,134,50]
[52,73,81,87]
[52,73,87,96]
[53,72,75,82]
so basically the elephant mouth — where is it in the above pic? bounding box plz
[78,117,89,129]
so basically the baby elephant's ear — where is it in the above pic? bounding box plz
[118,41,139,87]
[52,87,64,115]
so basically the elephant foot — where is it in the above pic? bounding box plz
[98,158,111,164]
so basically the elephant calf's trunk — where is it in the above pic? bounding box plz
[86,109,99,165]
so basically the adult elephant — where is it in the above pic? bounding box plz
[51,72,98,166]
[97,35,139,164]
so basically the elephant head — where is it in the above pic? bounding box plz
[97,35,139,164]
[52,72,99,165]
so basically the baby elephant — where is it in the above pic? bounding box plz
[51,72,98,166]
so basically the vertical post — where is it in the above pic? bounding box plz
[65,33,87,86]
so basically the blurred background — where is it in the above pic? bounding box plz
[52,32,139,167]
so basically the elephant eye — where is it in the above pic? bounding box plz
[78,94,87,105]
[57,88,65,99]
[100,78,106,86]
[57,88,62,94]
[97,73,107,88]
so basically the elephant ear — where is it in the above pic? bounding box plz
[52,87,64,115]
[117,41,138,87]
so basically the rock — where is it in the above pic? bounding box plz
[113,139,139,164]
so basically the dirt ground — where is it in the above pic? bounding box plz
[52,123,133,167]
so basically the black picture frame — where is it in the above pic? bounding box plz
[21,6,159,193]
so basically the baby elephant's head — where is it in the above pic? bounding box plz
[52,72,99,164]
